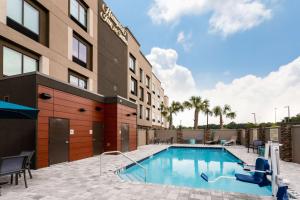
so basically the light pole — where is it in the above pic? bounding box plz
[251,113,257,125]
[275,107,277,123]
[284,106,290,122]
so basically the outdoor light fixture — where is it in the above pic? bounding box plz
[126,114,131,117]
[39,93,52,100]
[79,108,86,112]
[95,106,102,111]
[132,112,137,116]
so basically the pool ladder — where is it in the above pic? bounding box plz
[100,151,147,183]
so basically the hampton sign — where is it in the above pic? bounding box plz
[100,4,128,45]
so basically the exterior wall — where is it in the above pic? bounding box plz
[137,129,147,147]
[97,0,128,98]
[182,130,204,142]
[127,29,152,128]
[151,73,164,128]
[249,128,258,144]
[163,95,169,128]
[36,85,104,168]
[213,129,238,141]
[264,127,279,142]
[0,0,98,92]
[292,125,300,164]
[155,130,178,143]
[104,103,137,151]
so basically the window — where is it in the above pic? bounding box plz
[146,75,150,88]
[3,47,38,76]
[139,68,143,83]
[72,34,90,68]
[152,83,156,94]
[69,70,88,89]
[139,87,144,101]
[145,108,150,121]
[139,105,143,119]
[152,97,155,108]
[130,77,137,95]
[129,54,136,73]
[70,0,87,29]
[7,0,39,36]
[147,92,151,105]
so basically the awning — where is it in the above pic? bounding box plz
[0,101,39,119]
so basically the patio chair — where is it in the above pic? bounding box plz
[248,140,264,153]
[224,135,237,146]
[206,135,220,144]
[0,155,28,195]
[19,151,35,179]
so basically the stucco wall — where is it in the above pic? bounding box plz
[137,129,147,146]
[155,130,177,143]
[213,129,238,140]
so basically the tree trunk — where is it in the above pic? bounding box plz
[206,113,209,129]
[194,110,199,129]
[169,113,173,130]
[220,114,223,129]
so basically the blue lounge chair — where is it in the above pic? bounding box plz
[235,157,271,187]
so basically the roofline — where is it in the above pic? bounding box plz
[125,27,140,47]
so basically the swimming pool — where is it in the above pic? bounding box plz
[119,147,272,196]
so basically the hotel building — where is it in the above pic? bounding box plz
[0,0,168,168]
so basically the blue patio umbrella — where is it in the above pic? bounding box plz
[0,101,39,119]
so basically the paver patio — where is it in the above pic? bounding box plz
[0,145,299,200]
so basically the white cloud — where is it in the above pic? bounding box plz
[148,0,272,37]
[147,47,300,126]
[177,31,193,52]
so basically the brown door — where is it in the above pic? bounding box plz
[92,122,104,155]
[121,124,129,152]
[49,118,69,165]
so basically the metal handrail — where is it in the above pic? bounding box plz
[100,151,147,182]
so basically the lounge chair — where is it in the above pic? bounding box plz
[0,155,28,195]
[248,140,264,153]
[224,135,237,146]
[235,157,271,187]
[206,135,220,144]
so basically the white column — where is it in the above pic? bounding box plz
[88,78,93,92]
[88,8,93,38]
[67,27,73,60]
[39,56,50,75]
[0,0,7,24]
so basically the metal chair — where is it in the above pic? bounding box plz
[19,151,35,179]
[0,155,28,195]
[248,140,264,153]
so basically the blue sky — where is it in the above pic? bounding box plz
[106,0,300,89]
[105,0,300,125]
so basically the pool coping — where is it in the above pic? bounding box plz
[114,144,273,198]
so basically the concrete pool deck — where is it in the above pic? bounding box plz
[0,145,299,200]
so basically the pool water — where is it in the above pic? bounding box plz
[119,147,272,196]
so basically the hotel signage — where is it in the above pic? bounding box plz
[100,4,128,45]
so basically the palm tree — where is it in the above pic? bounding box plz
[212,104,236,129]
[165,101,184,129]
[183,96,205,129]
[203,99,213,129]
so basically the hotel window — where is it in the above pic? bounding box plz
[147,92,151,105]
[152,83,155,94]
[139,68,143,83]
[130,77,137,95]
[70,0,87,30]
[152,112,155,122]
[72,33,91,69]
[145,108,150,121]
[139,104,143,119]
[129,54,136,73]
[139,87,144,101]
[3,46,38,76]
[146,75,150,88]
[7,0,47,41]
[69,70,88,89]
[152,98,155,108]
